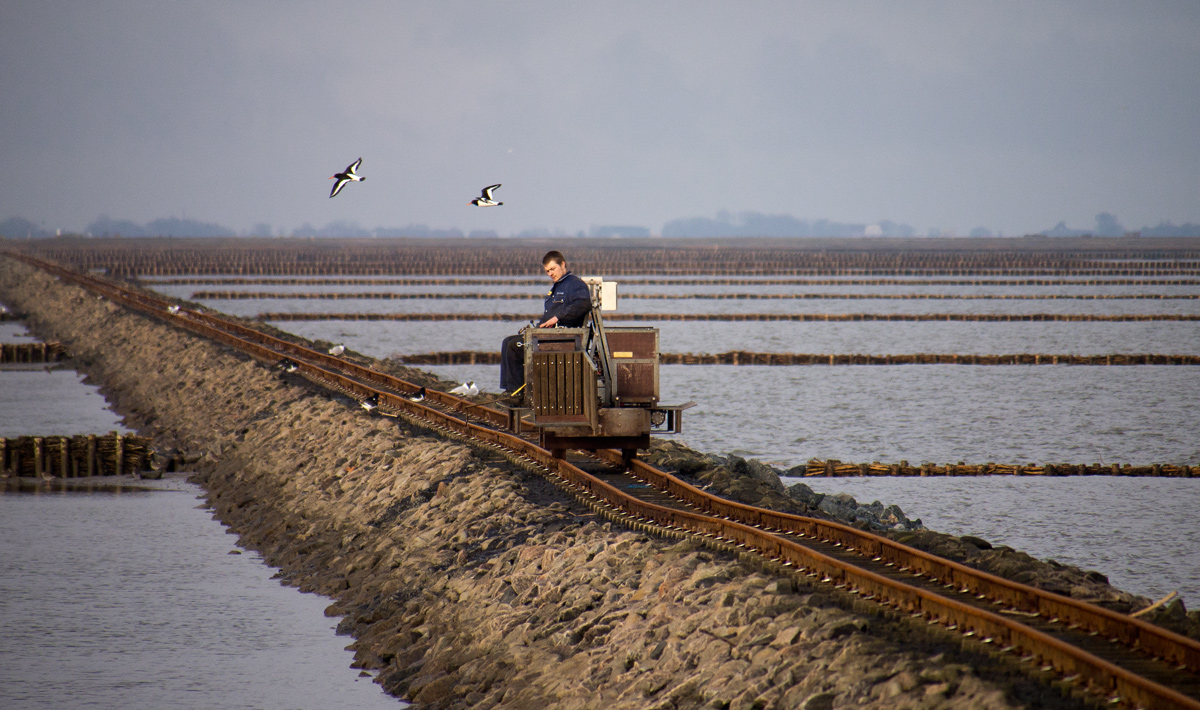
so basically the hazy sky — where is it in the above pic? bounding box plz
[3,1,1198,237]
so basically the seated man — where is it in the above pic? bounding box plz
[500,250,592,394]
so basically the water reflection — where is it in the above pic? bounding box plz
[0,475,405,710]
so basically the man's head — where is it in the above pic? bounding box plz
[542,250,567,282]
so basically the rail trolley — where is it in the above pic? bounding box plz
[506,277,694,463]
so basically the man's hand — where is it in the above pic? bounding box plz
[538,316,559,328]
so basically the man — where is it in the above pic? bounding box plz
[500,250,592,393]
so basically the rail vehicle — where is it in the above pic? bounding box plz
[506,277,694,463]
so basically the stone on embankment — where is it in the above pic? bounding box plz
[646,443,927,533]
[887,529,1152,614]
[3,255,1158,708]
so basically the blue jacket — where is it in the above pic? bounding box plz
[541,272,592,327]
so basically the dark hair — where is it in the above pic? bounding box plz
[542,250,566,266]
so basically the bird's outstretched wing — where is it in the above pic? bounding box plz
[481,184,501,200]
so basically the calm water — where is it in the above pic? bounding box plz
[0,321,39,343]
[0,369,130,436]
[0,482,402,710]
[269,318,1200,358]
[340,361,1200,468]
[0,364,403,709]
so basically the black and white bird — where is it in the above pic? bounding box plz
[469,184,503,207]
[361,394,379,412]
[449,381,478,396]
[408,386,426,402]
[275,358,300,373]
[329,158,365,198]
[328,344,345,356]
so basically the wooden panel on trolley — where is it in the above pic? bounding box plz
[607,327,659,405]
[531,350,596,426]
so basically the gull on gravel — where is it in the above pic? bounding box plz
[449,381,478,396]
[328,344,345,356]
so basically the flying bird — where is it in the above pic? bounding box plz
[469,184,503,207]
[449,381,478,396]
[329,158,365,198]
[328,344,345,356]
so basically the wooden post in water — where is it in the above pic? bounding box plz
[58,436,68,478]
[33,437,43,478]
[87,434,96,477]
[114,433,124,476]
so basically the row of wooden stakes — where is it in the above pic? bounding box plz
[802,458,1198,477]
[259,312,1200,322]
[112,265,1200,277]
[0,342,66,364]
[393,350,1200,366]
[192,290,1199,300]
[660,352,1200,366]
[40,244,1199,269]
[0,434,154,478]
[140,277,1200,287]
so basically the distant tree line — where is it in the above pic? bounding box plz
[2,211,1199,239]
[1038,213,1200,238]
[661,211,916,238]
[84,215,236,238]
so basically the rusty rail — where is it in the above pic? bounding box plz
[8,249,1199,710]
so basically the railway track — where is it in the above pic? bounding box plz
[8,250,1200,710]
